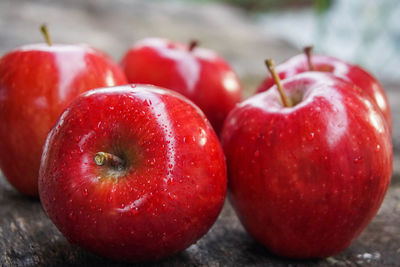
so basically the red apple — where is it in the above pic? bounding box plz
[0,26,127,196]
[257,48,391,131]
[121,38,242,133]
[221,60,392,258]
[39,84,227,262]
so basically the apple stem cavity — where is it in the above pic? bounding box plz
[265,59,292,107]
[40,24,53,46]
[304,46,315,71]
[94,152,125,170]
[188,40,198,52]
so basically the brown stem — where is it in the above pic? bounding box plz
[94,152,125,169]
[40,24,52,46]
[188,40,198,52]
[265,59,292,107]
[304,45,314,71]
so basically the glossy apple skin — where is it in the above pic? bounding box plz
[39,85,227,262]
[121,38,242,133]
[0,44,127,196]
[221,72,392,258]
[257,54,391,132]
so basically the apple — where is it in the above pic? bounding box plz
[257,47,391,131]
[221,60,392,258]
[121,38,242,133]
[0,25,127,196]
[39,84,227,262]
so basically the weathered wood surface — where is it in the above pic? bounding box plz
[1,0,400,266]
[1,176,400,267]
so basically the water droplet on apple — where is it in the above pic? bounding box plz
[131,208,138,215]
[68,212,76,221]
[375,144,381,152]
[254,150,260,158]
[353,156,363,164]
[307,132,315,141]
[144,99,152,106]
[168,193,177,200]
[82,187,88,197]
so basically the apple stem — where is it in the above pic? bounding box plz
[188,40,198,52]
[265,59,292,107]
[304,45,315,71]
[94,152,125,169]
[40,24,53,46]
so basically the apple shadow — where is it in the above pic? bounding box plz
[34,238,200,267]
[244,239,324,266]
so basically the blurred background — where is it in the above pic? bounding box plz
[1,0,399,265]
[1,0,399,84]
[1,0,399,143]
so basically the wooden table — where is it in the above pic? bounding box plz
[1,176,399,266]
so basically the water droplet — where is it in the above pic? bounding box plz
[143,99,152,106]
[375,144,381,152]
[68,212,76,221]
[307,132,315,141]
[254,150,260,158]
[82,188,88,197]
[131,208,138,215]
[168,193,177,200]
[161,233,168,242]
[353,156,363,164]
